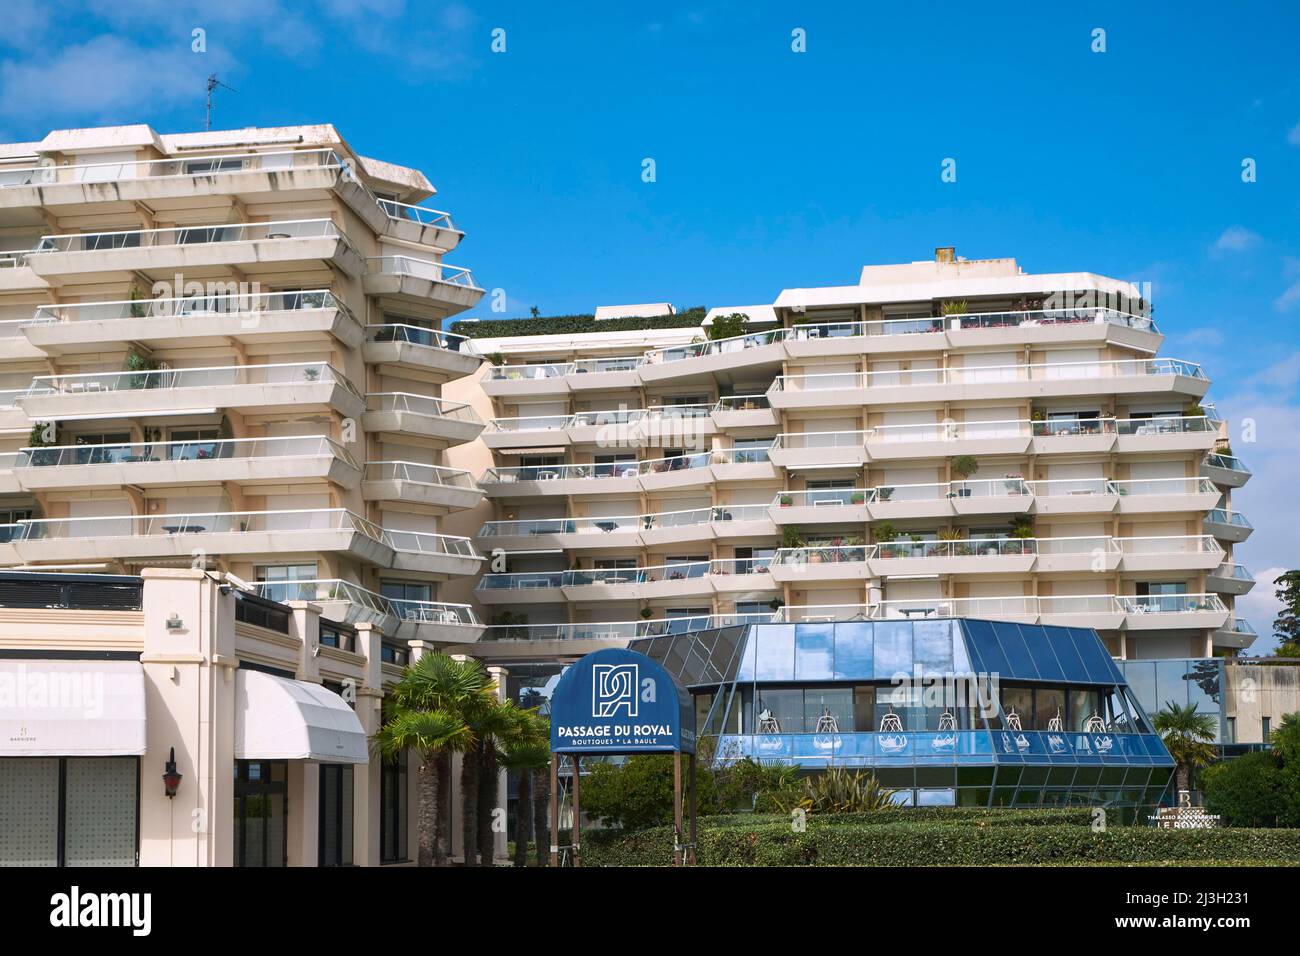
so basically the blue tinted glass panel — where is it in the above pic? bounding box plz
[964,620,1010,677]
[1121,661,1157,716]
[1048,626,1089,682]
[994,622,1038,679]
[913,620,955,674]
[794,624,834,681]
[1185,660,1223,716]
[1067,628,1116,683]
[872,621,913,679]
[1019,624,1065,681]
[832,622,873,680]
[753,625,795,681]
[1155,660,1190,708]
[952,626,974,673]
[735,629,758,681]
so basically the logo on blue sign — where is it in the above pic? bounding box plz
[593,663,638,718]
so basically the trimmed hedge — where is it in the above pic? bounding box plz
[451,307,709,339]
[577,814,1300,867]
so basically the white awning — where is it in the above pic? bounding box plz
[0,659,146,756]
[234,670,368,764]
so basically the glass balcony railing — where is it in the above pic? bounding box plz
[1035,536,1120,557]
[479,613,774,641]
[1110,477,1217,497]
[948,307,1158,333]
[0,148,345,189]
[569,356,644,375]
[1025,478,1113,497]
[364,256,478,288]
[568,408,646,428]
[252,578,478,626]
[374,198,458,231]
[486,363,574,381]
[1030,417,1117,438]
[15,435,356,470]
[1115,416,1215,436]
[0,389,26,408]
[714,394,771,411]
[488,415,571,432]
[869,420,1029,443]
[383,530,479,559]
[772,358,1203,393]
[365,324,477,353]
[27,362,362,400]
[1222,618,1257,636]
[712,446,773,465]
[774,489,874,507]
[475,572,564,591]
[1204,452,1250,474]
[1118,594,1227,615]
[772,430,869,450]
[639,452,712,475]
[641,508,713,531]
[647,327,790,364]
[710,556,775,575]
[28,289,356,326]
[33,219,356,255]
[774,545,873,565]
[1114,535,1222,556]
[9,508,386,543]
[876,538,1035,560]
[478,518,576,538]
[1210,563,1255,583]
[365,392,479,422]
[481,462,639,484]
[361,461,478,489]
[1207,509,1253,530]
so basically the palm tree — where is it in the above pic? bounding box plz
[1153,701,1218,795]
[375,708,472,867]
[376,653,493,865]
[500,733,551,867]
[473,699,537,866]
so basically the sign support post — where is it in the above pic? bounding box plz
[571,755,581,867]
[548,754,558,868]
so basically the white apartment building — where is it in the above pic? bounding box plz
[0,124,491,865]
[457,249,1256,661]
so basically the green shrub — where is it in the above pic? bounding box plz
[580,814,1300,867]
[451,307,709,339]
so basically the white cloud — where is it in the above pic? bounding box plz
[1276,280,1300,312]
[0,36,219,124]
[1211,225,1260,255]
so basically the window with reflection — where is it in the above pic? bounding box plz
[804,688,853,733]
[1035,687,1066,730]
[754,687,803,734]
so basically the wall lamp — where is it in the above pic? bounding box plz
[163,747,183,798]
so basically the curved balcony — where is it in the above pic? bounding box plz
[361,392,483,447]
[13,435,360,491]
[27,219,364,282]
[22,290,363,354]
[361,461,482,513]
[362,256,483,315]
[1201,452,1251,488]
[1204,508,1253,544]
[253,578,483,643]
[1213,618,1258,650]
[362,324,481,383]
[1206,563,1255,596]
[19,361,365,421]
[6,508,391,566]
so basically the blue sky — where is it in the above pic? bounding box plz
[2,1,1298,646]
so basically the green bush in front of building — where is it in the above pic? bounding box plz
[577,814,1300,867]
[1203,712,1300,827]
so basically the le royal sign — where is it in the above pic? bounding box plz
[550,648,696,755]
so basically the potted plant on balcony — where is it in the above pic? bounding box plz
[302,366,321,382]
[1009,516,1034,545]
[639,607,653,620]
[128,286,149,319]
[781,526,805,553]
[877,486,894,502]
[873,521,898,555]
[850,491,867,505]
[950,455,978,497]
[123,349,161,389]
[768,598,785,613]
[778,494,793,508]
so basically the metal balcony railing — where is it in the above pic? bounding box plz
[774,489,875,507]
[364,392,480,422]
[382,530,479,559]
[252,578,478,626]
[712,446,773,465]
[10,508,386,543]
[28,289,357,326]
[1030,417,1117,437]
[773,545,874,565]
[1115,416,1215,436]
[374,198,458,232]
[647,328,790,364]
[15,435,357,470]
[0,148,345,188]
[26,362,363,401]
[1110,477,1217,497]
[479,613,774,641]
[771,358,1204,392]
[1207,509,1253,530]
[1204,452,1250,474]
[714,394,771,411]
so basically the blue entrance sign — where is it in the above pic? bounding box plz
[549,648,696,754]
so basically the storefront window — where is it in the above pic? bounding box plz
[0,757,138,867]
[381,753,408,864]
[319,764,354,867]
[235,760,287,867]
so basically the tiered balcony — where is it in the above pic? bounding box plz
[1029,416,1117,454]
[867,420,1031,459]
[1117,594,1230,631]
[477,613,772,642]
[373,199,464,252]
[1027,478,1118,515]
[362,256,482,314]
[12,435,360,491]
[476,505,777,552]
[1204,509,1253,543]
[768,430,869,468]
[711,445,778,481]
[360,461,482,513]
[481,362,574,398]
[361,392,484,446]
[362,325,482,383]
[771,545,873,583]
[711,394,779,429]
[383,529,482,577]
[1201,452,1251,488]
[1114,416,1218,453]
[1206,563,1256,596]
[872,538,1037,576]
[19,362,365,421]
[22,290,363,354]
[27,219,364,281]
[639,328,787,383]
[772,488,873,525]
[253,578,483,644]
[770,358,1206,409]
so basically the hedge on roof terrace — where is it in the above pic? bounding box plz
[449,306,712,339]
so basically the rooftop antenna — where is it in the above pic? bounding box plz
[205,74,236,131]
